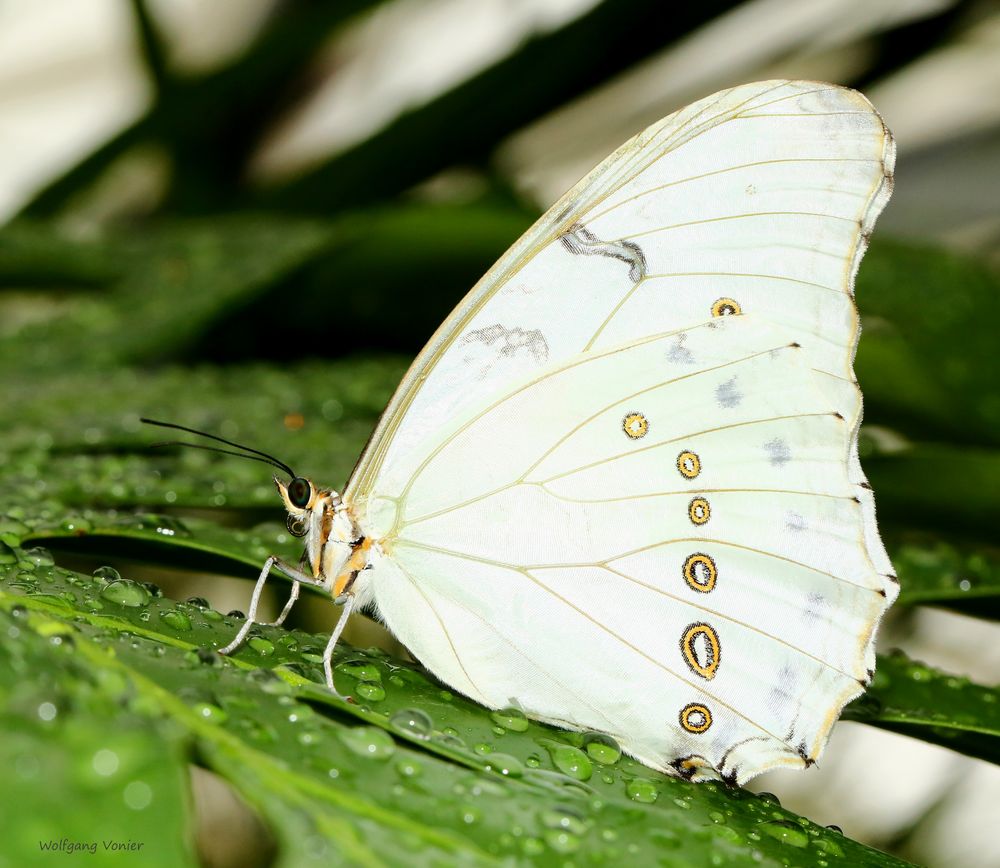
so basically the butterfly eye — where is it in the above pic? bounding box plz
[286,514,308,538]
[287,477,311,508]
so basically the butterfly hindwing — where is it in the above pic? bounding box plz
[366,318,887,781]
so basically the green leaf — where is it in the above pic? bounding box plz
[892,536,1000,619]
[0,556,909,867]
[845,651,1000,766]
[862,443,1000,537]
[856,241,1000,448]
[0,607,196,867]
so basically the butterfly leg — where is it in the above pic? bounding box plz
[267,580,300,627]
[218,556,326,656]
[323,592,357,696]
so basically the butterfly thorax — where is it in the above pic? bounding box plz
[277,478,370,597]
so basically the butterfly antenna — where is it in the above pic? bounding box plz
[140,418,296,478]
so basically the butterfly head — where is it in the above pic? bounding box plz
[275,475,342,540]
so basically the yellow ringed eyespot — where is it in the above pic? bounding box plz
[688,497,710,525]
[680,622,721,679]
[711,297,742,317]
[682,553,717,593]
[677,450,701,479]
[622,412,648,440]
[680,703,713,734]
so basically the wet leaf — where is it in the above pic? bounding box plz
[0,607,195,867]
[0,557,909,867]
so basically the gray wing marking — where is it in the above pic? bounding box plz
[560,223,647,282]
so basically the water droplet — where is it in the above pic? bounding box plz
[396,759,422,779]
[583,731,621,764]
[226,610,245,619]
[93,567,122,585]
[759,820,809,847]
[545,830,580,854]
[339,726,395,760]
[92,749,120,777]
[389,708,432,738]
[355,680,385,702]
[521,838,545,856]
[433,731,466,750]
[459,804,481,825]
[61,516,92,535]
[192,702,228,724]
[248,637,275,656]
[541,806,587,836]
[490,705,529,732]
[484,753,524,778]
[100,580,151,608]
[123,780,153,811]
[37,701,58,721]
[161,610,192,631]
[814,837,845,857]
[136,514,191,538]
[625,779,658,803]
[546,743,593,781]
[526,754,542,768]
[757,791,781,805]
[335,659,381,682]
[22,546,54,567]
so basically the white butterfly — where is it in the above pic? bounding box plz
[164,80,900,785]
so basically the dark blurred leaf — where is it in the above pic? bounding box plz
[0,217,337,370]
[845,651,1000,766]
[17,2,394,218]
[194,204,536,360]
[856,240,1000,448]
[0,220,117,288]
[863,442,1000,536]
[892,536,1000,619]
[849,0,976,91]
[262,0,742,212]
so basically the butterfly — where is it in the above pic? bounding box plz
[145,79,898,785]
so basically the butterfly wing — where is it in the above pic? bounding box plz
[347,80,896,782]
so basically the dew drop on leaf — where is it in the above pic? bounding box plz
[490,705,529,732]
[625,779,658,803]
[759,820,809,847]
[338,726,396,760]
[583,731,621,764]
[355,680,385,702]
[248,637,274,656]
[547,743,593,781]
[160,609,192,631]
[100,579,151,608]
[21,546,54,567]
[389,707,432,738]
[484,753,524,778]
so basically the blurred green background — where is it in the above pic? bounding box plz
[1,1,998,867]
